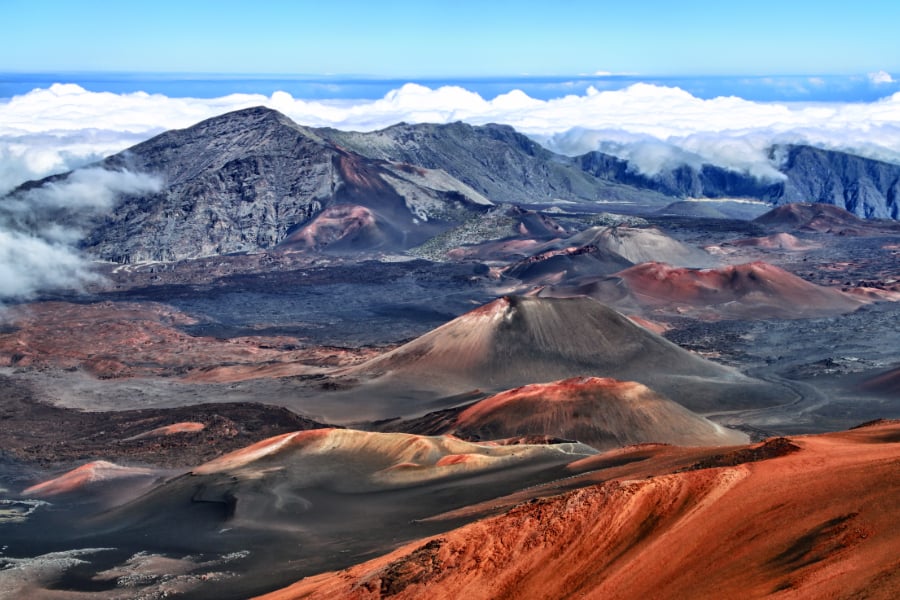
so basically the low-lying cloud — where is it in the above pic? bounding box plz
[0,168,161,301]
[4,81,900,193]
[3,82,900,193]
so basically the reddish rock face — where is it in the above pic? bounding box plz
[259,421,900,600]
[277,205,381,252]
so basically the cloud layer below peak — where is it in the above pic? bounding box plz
[3,82,900,192]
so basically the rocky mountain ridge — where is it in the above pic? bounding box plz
[5,106,900,264]
[580,144,900,219]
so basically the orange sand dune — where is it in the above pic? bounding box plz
[259,421,900,600]
[451,377,747,450]
[615,261,865,319]
[23,461,158,497]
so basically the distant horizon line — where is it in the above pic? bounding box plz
[1,70,893,80]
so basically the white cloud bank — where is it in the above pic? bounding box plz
[3,82,900,194]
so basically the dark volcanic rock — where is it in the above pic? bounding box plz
[0,375,332,470]
[23,107,492,262]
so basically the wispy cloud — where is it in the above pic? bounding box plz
[0,168,162,301]
[868,70,894,85]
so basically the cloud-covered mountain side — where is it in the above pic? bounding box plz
[578,144,900,219]
[5,107,900,269]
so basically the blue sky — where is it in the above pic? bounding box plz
[4,0,899,77]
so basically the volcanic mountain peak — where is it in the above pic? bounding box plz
[452,377,748,449]
[342,295,781,413]
[104,105,323,185]
[11,106,496,262]
[319,121,672,208]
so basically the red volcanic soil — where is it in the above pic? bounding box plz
[754,202,898,235]
[615,261,865,319]
[0,301,373,379]
[277,204,389,252]
[259,421,900,600]
[450,377,747,450]
[22,460,157,497]
[861,366,900,396]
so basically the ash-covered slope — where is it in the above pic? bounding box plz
[17,107,492,262]
[450,377,748,449]
[319,121,671,208]
[341,295,783,413]
[505,225,709,286]
[563,225,713,266]
[504,244,633,284]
